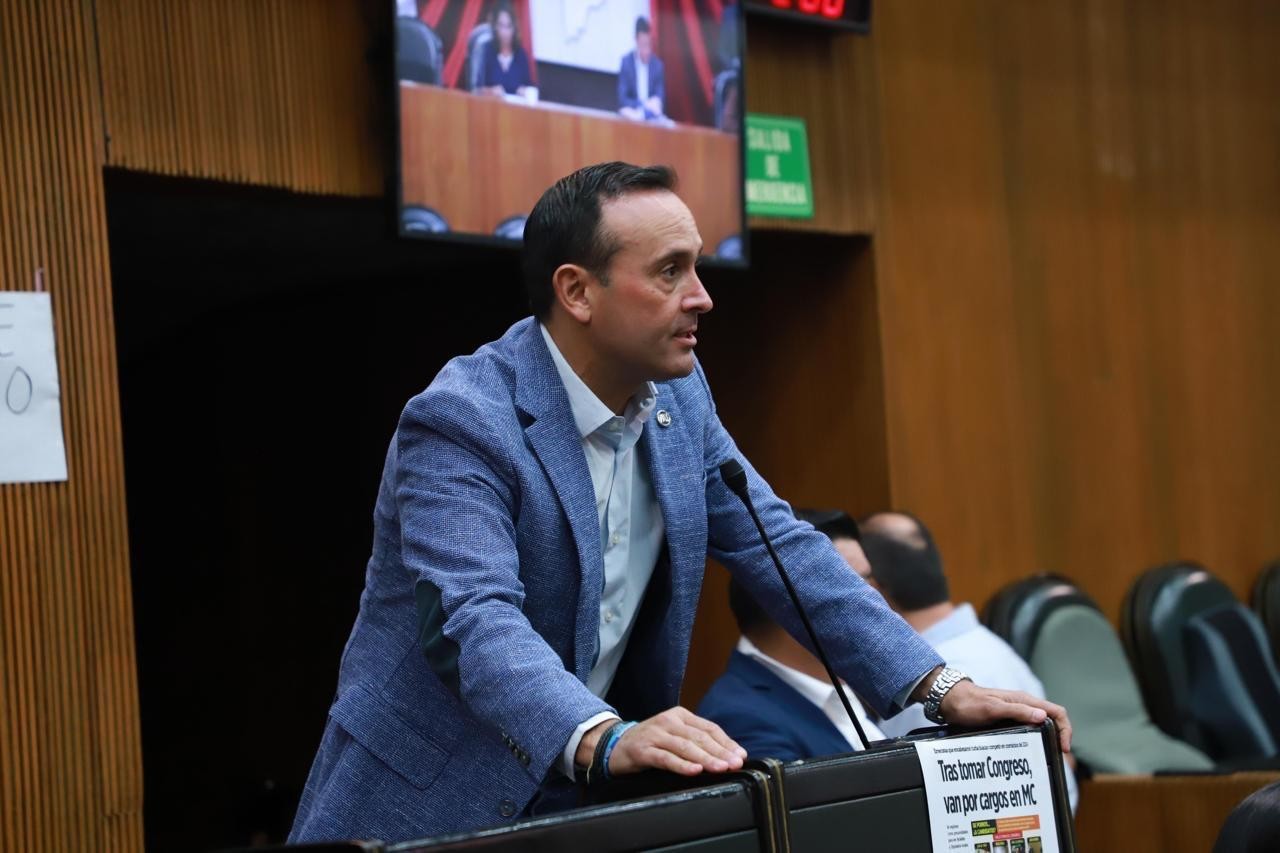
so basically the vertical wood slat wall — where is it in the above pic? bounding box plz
[0,2,143,852]
[96,0,383,196]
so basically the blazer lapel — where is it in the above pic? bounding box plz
[514,324,605,681]
[641,384,707,683]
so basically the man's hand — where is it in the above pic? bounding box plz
[576,707,747,777]
[937,679,1073,755]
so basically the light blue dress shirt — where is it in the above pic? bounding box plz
[539,324,666,773]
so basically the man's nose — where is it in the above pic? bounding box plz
[685,274,713,314]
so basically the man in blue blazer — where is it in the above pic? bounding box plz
[699,510,887,761]
[618,17,665,121]
[290,162,1072,844]
[699,651,867,762]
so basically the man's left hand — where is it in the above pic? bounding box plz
[939,680,1072,755]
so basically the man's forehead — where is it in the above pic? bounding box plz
[601,191,701,252]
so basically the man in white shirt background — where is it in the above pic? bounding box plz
[860,511,1078,811]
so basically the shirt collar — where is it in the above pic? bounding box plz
[737,636,838,709]
[539,322,657,440]
[920,603,979,646]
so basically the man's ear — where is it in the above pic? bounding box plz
[551,263,593,324]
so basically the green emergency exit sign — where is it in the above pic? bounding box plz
[745,114,814,218]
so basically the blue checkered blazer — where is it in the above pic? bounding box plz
[290,317,941,843]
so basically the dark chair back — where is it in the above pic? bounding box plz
[714,69,740,131]
[1254,559,1280,663]
[715,234,743,261]
[401,206,449,235]
[493,215,526,241]
[1184,603,1280,759]
[465,23,493,91]
[396,17,443,85]
[1120,561,1237,750]
[981,574,1092,660]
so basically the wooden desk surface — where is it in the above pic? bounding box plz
[1074,772,1279,852]
[399,83,742,250]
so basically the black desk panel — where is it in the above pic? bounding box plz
[251,724,1073,853]
[392,780,766,853]
[790,789,932,851]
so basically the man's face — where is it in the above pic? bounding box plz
[636,32,652,62]
[834,537,878,589]
[584,190,712,386]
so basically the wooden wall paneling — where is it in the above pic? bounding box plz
[872,0,1280,617]
[871,0,1039,608]
[683,234,889,707]
[0,1,142,851]
[97,0,385,196]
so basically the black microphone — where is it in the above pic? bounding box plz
[719,458,871,751]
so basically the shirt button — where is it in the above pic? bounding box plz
[604,609,615,623]
[610,532,621,547]
[499,798,517,818]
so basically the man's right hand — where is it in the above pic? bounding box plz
[577,707,747,777]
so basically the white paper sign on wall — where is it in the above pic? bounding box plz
[0,291,69,484]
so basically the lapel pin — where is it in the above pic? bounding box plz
[656,410,672,428]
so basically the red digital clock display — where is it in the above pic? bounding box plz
[743,0,871,31]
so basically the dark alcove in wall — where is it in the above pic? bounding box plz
[106,169,536,851]
[106,167,881,850]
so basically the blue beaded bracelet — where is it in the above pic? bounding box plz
[601,721,638,782]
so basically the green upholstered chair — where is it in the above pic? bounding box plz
[1032,604,1214,774]
[984,575,1213,774]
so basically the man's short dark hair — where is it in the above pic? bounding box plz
[858,512,949,611]
[636,16,651,37]
[1213,780,1280,851]
[521,161,677,318]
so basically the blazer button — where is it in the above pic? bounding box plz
[499,798,517,818]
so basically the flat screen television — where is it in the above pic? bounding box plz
[394,0,747,265]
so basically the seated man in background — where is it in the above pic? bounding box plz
[698,510,885,761]
[618,17,665,121]
[860,511,1078,811]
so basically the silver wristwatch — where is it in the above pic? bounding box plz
[923,667,971,724]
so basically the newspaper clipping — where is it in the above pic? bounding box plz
[913,732,1060,852]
